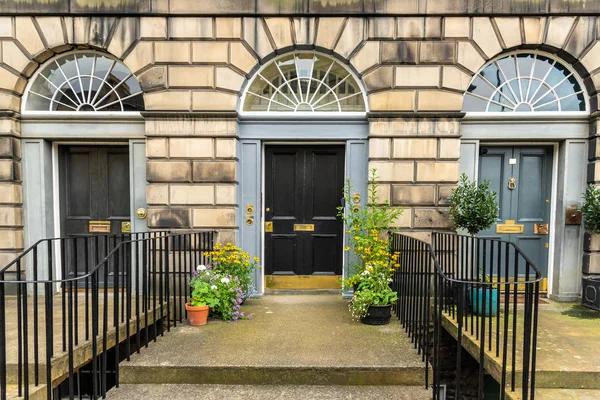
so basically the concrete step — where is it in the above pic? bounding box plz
[508,388,600,399]
[5,384,47,400]
[106,384,432,399]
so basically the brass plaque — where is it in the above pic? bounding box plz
[89,221,110,233]
[496,220,524,234]
[265,221,273,232]
[294,224,315,232]
[121,222,131,233]
[534,223,549,235]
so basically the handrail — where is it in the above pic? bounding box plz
[392,232,541,400]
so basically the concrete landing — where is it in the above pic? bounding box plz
[119,295,429,386]
[106,384,432,399]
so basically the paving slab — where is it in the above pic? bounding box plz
[106,384,432,400]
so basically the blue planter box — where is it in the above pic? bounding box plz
[469,287,499,316]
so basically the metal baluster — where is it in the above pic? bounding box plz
[0,274,5,400]
[32,246,39,386]
[67,281,74,399]
[44,282,53,400]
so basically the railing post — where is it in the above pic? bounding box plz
[0,275,6,400]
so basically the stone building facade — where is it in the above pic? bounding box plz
[1,0,600,300]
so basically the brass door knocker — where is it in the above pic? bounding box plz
[508,177,516,190]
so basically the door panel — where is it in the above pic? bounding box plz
[265,145,345,277]
[477,145,552,280]
[59,145,131,283]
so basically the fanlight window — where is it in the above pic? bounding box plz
[243,53,366,113]
[26,52,144,112]
[463,53,585,112]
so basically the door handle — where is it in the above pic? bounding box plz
[508,177,516,190]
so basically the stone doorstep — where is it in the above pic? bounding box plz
[4,303,168,388]
[506,388,600,400]
[5,383,46,400]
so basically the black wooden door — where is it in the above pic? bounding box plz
[59,146,131,280]
[265,145,345,276]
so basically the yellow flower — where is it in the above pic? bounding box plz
[344,246,350,251]
[253,257,260,262]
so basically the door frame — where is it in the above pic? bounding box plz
[463,141,561,295]
[238,121,369,297]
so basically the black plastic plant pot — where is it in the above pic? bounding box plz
[360,304,392,325]
[582,277,600,311]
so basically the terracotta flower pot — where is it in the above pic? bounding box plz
[185,303,209,326]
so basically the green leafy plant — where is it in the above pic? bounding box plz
[337,169,403,318]
[448,173,499,236]
[580,184,600,235]
[205,242,260,296]
[189,266,220,308]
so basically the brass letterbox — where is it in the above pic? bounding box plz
[565,206,582,225]
[89,221,110,233]
[534,223,549,235]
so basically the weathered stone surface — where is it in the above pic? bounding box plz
[0,160,19,181]
[243,18,274,59]
[472,17,502,58]
[393,138,437,159]
[315,17,345,50]
[368,138,390,159]
[0,67,26,94]
[293,17,316,45]
[36,17,66,48]
[335,17,364,58]
[581,42,600,76]
[395,66,440,88]
[397,17,424,39]
[169,17,212,39]
[438,138,461,160]
[392,185,435,206]
[170,184,214,205]
[370,118,418,137]
[414,208,453,229]
[0,137,15,158]
[0,93,20,112]
[0,17,13,38]
[15,17,45,57]
[146,138,167,158]
[425,18,442,39]
[369,91,415,111]
[107,18,139,59]
[155,41,191,63]
[565,17,597,59]
[0,229,23,250]
[390,208,412,228]
[546,17,576,49]
[140,17,167,39]
[123,41,153,74]
[363,67,393,91]
[494,17,522,49]
[381,42,418,64]
[350,41,380,74]
[0,206,23,226]
[145,90,191,111]
[416,161,459,182]
[368,17,394,39]
[70,0,150,13]
[419,42,455,64]
[230,42,258,75]
[146,118,236,137]
[147,161,192,182]
[215,184,236,205]
[148,208,190,229]
[1,41,35,77]
[169,66,214,88]
[73,17,117,48]
[215,139,237,158]
[137,66,167,91]
[418,91,463,111]
[523,17,547,44]
[193,208,236,228]
[170,138,214,158]
[192,91,238,111]
[193,161,236,182]
[215,67,245,93]
[368,161,414,183]
[0,183,22,204]
[444,17,470,38]
[442,66,472,91]
[264,18,293,50]
[372,183,391,204]
[457,42,486,73]
[146,184,168,205]
[216,18,242,39]
[437,185,456,206]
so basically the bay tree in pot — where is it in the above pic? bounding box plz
[579,184,600,311]
[448,173,499,315]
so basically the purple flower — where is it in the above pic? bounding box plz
[233,316,238,322]
[233,305,240,311]
[193,270,198,276]
[213,262,218,267]
[247,313,253,319]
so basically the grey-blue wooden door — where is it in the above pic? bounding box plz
[478,146,553,278]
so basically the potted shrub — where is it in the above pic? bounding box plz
[579,184,600,311]
[448,173,499,316]
[205,242,260,302]
[338,169,403,324]
[186,265,219,326]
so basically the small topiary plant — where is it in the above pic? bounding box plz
[448,173,499,236]
[580,184,600,235]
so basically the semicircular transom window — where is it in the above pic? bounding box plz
[243,53,366,113]
[26,52,144,112]
[463,53,586,113]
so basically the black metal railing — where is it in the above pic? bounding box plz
[391,232,541,400]
[0,231,214,400]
